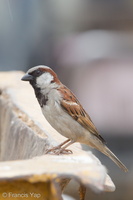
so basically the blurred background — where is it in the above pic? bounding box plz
[0,0,133,199]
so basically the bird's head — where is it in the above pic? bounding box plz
[21,65,60,90]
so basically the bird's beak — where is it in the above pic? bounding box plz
[21,74,33,81]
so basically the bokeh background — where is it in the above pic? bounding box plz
[0,0,133,199]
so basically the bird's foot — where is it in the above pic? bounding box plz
[58,148,73,155]
[45,147,73,155]
[45,139,74,155]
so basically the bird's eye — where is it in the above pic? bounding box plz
[35,70,42,76]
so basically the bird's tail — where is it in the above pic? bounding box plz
[101,145,128,172]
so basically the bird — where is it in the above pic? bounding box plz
[21,65,128,172]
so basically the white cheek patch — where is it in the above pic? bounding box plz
[36,72,54,87]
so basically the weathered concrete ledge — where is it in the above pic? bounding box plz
[0,71,115,200]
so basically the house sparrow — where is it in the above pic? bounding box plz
[21,65,128,172]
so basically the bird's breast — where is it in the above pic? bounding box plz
[41,100,88,141]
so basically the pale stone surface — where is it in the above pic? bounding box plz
[0,71,115,194]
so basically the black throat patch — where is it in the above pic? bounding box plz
[30,81,48,107]
[35,87,48,107]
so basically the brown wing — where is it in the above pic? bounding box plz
[58,85,106,144]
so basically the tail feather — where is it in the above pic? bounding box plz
[102,145,128,172]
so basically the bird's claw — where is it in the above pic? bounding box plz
[45,147,73,155]
[59,148,73,154]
